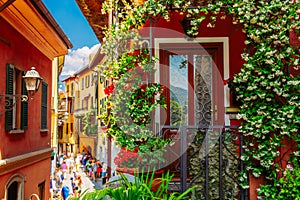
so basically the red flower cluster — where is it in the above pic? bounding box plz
[104,84,114,96]
[114,147,142,168]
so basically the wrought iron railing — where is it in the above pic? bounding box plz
[160,125,248,200]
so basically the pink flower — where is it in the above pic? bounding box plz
[286,164,293,171]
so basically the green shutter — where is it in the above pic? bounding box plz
[41,82,48,129]
[5,64,13,131]
[21,73,28,130]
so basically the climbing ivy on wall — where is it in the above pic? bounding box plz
[83,109,98,135]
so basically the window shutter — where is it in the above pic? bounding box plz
[21,74,28,130]
[5,64,13,131]
[41,82,48,129]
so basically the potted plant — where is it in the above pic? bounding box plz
[114,147,141,175]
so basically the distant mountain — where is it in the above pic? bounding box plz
[170,85,188,105]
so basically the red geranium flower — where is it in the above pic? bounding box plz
[104,84,114,95]
[114,148,142,168]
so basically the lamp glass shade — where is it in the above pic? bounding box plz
[23,67,43,94]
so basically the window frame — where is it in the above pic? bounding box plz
[41,82,48,130]
[5,64,28,132]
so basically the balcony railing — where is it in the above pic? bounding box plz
[160,125,248,200]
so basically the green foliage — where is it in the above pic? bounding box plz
[69,171,195,200]
[170,100,182,126]
[210,0,300,196]
[258,163,300,200]
[99,0,300,196]
[83,109,98,135]
[100,48,169,165]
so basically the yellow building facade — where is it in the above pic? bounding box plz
[57,75,78,156]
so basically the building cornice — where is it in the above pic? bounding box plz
[0,0,72,59]
[0,148,52,175]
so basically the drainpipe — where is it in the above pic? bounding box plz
[0,0,16,12]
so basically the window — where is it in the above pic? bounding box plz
[160,43,224,127]
[58,126,63,139]
[38,181,45,200]
[91,74,94,86]
[71,83,74,96]
[85,75,90,88]
[5,64,28,131]
[69,100,74,114]
[66,123,69,134]
[91,96,94,109]
[41,82,48,130]
[169,55,188,126]
[81,77,84,90]
[79,118,83,132]
[105,80,109,88]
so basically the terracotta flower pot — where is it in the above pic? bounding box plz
[116,167,139,175]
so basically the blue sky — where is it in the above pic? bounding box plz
[43,0,101,76]
[43,0,99,49]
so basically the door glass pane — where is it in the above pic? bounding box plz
[169,55,188,126]
[194,55,212,126]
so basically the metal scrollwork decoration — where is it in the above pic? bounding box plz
[0,94,28,112]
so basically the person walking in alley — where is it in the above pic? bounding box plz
[75,154,81,172]
[68,156,75,173]
[61,160,67,175]
[74,175,82,197]
[96,161,102,178]
[92,160,98,181]
[55,168,63,189]
[61,185,70,200]
[102,166,107,185]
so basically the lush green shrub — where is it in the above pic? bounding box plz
[258,163,300,200]
[70,171,195,200]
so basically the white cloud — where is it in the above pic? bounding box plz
[61,44,101,76]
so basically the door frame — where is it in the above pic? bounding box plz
[154,37,230,127]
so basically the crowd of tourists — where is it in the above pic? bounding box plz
[49,151,107,199]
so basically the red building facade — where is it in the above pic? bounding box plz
[76,1,299,199]
[0,1,71,199]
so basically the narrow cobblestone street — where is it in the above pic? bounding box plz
[52,169,103,199]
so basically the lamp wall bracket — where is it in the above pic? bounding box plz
[0,94,28,112]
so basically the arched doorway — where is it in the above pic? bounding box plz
[7,181,18,200]
[5,174,24,200]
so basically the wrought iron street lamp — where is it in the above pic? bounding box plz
[23,67,43,96]
[0,67,43,104]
